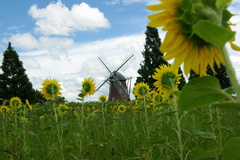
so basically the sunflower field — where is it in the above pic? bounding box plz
[1,75,240,160]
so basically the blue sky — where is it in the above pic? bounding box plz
[0,0,240,102]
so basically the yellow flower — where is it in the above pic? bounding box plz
[58,104,69,114]
[152,65,181,96]
[40,78,62,100]
[0,105,10,113]
[81,77,96,96]
[39,116,45,120]
[153,93,166,104]
[26,100,33,111]
[147,0,240,76]
[9,97,22,109]
[133,82,150,99]
[98,95,107,102]
[20,116,28,122]
[117,105,126,113]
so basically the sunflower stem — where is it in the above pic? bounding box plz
[221,47,240,102]
[101,103,106,140]
[170,78,184,160]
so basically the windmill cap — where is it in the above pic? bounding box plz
[116,72,126,81]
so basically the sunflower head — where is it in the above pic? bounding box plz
[40,78,62,100]
[9,97,22,109]
[0,105,10,114]
[147,0,239,76]
[117,105,127,113]
[58,104,69,114]
[152,65,181,96]
[81,77,96,96]
[98,95,107,102]
[133,82,150,99]
[153,93,164,103]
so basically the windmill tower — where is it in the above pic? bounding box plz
[96,54,135,101]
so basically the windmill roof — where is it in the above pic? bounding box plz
[116,72,126,81]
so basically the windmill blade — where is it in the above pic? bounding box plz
[118,54,136,72]
[112,76,129,99]
[95,77,110,92]
[114,54,135,73]
[98,56,112,73]
[126,77,133,95]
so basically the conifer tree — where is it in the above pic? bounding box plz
[136,26,186,90]
[188,63,230,89]
[0,42,36,103]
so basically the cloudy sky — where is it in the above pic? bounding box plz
[0,0,240,102]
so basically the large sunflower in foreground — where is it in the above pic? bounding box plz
[147,0,240,76]
[9,97,22,109]
[40,78,62,100]
[133,82,150,99]
[81,77,96,96]
[152,65,181,96]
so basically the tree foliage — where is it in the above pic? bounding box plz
[188,63,230,89]
[136,26,186,90]
[0,42,45,103]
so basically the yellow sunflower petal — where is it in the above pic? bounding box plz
[230,41,240,51]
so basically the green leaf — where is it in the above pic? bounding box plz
[193,20,235,49]
[41,126,52,131]
[191,129,216,138]
[216,0,231,10]
[213,103,240,112]
[59,120,69,127]
[172,90,181,97]
[223,137,240,160]
[178,76,229,113]
[161,123,174,135]
[62,129,69,137]
[158,111,177,117]
[194,157,218,160]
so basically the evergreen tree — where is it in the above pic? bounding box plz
[188,63,230,89]
[136,26,186,90]
[0,42,36,103]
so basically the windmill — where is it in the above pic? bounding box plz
[96,54,135,101]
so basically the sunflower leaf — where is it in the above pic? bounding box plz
[192,20,235,49]
[216,0,231,10]
[178,76,230,113]
[223,137,240,160]
[212,103,240,112]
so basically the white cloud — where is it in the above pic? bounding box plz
[4,33,39,50]
[122,0,159,5]
[104,0,120,5]
[23,58,41,70]
[4,33,74,54]
[104,0,158,5]
[28,1,111,36]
